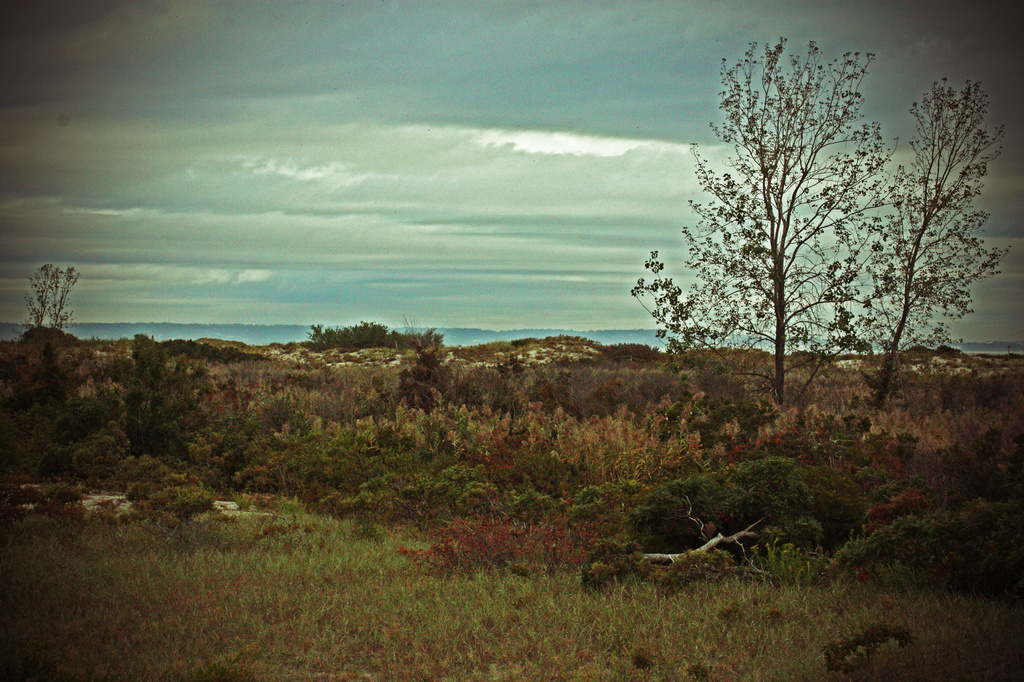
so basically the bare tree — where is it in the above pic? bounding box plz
[633,40,890,404]
[864,80,1006,405]
[25,264,80,330]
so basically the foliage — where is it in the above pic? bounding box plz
[754,540,827,587]
[599,343,662,364]
[822,621,914,673]
[865,80,1006,406]
[642,549,741,592]
[3,342,75,411]
[634,40,888,403]
[121,335,210,462]
[124,455,215,525]
[397,346,451,411]
[399,517,593,576]
[306,321,442,351]
[628,475,732,553]
[159,339,266,364]
[726,456,821,548]
[579,537,646,589]
[23,264,79,331]
[0,325,1022,611]
[833,499,1024,598]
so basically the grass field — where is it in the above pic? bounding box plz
[2,334,1023,680]
[3,511,1023,681]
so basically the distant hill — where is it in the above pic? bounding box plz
[3,322,1020,353]
[0,322,665,347]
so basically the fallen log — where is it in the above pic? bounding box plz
[642,519,762,565]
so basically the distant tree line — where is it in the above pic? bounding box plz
[306,321,444,351]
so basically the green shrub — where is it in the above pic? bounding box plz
[642,549,738,591]
[580,537,645,589]
[833,499,1024,598]
[600,343,662,364]
[568,481,646,538]
[724,456,826,548]
[628,475,732,553]
[53,391,124,446]
[4,342,74,411]
[159,339,266,364]
[306,321,410,351]
[123,456,215,525]
[121,335,209,462]
[336,466,502,525]
[754,540,827,587]
[822,621,914,673]
[803,465,867,549]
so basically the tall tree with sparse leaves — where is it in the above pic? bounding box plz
[24,264,80,330]
[864,79,1006,405]
[633,40,890,404]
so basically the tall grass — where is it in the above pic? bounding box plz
[3,513,1022,681]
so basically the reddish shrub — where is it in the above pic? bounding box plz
[864,488,934,535]
[399,518,596,575]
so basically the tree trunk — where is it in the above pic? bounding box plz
[642,521,762,565]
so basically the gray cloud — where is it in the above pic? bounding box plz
[1,0,1020,338]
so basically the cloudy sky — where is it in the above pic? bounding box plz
[1,0,1021,340]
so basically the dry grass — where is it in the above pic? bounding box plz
[3,512,1023,681]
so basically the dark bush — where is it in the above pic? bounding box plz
[600,343,662,364]
[804,465,867,549]
[629,475,732,553]
[124,455,215,525]
[726,456,821,547]
[158,339,266,364]
[4,343,75,411]
[398,347,451,412]
[18,326,78,347]
[53,391,123,445]
[121,335,209,462]
[580,537,645,589]
[306,321,409,351]
[833,499,1024,598]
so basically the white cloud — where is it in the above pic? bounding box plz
[84,264,275,286]
[236,269,273,284]
[474,128,685,157]
[246,159,371,188]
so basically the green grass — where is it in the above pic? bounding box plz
[3,513,1023,681]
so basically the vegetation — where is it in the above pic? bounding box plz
[23,264,80,332]
[634,42,1006,408]
[864,79,1006,406]
[634,40,889,404]
[1,330,1022,679]
[306,321,443,351]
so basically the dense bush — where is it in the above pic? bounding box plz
[833,499,1024,598]
[306,321,443,351]
[1,334,1022,600]
[158,339,266,364]
[120,335,210,462]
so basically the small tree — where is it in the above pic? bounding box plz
[633,40,889,404]
[864,80,1006,405]
[25,264,80,330]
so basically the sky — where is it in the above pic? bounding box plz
[1,0,1022,340]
